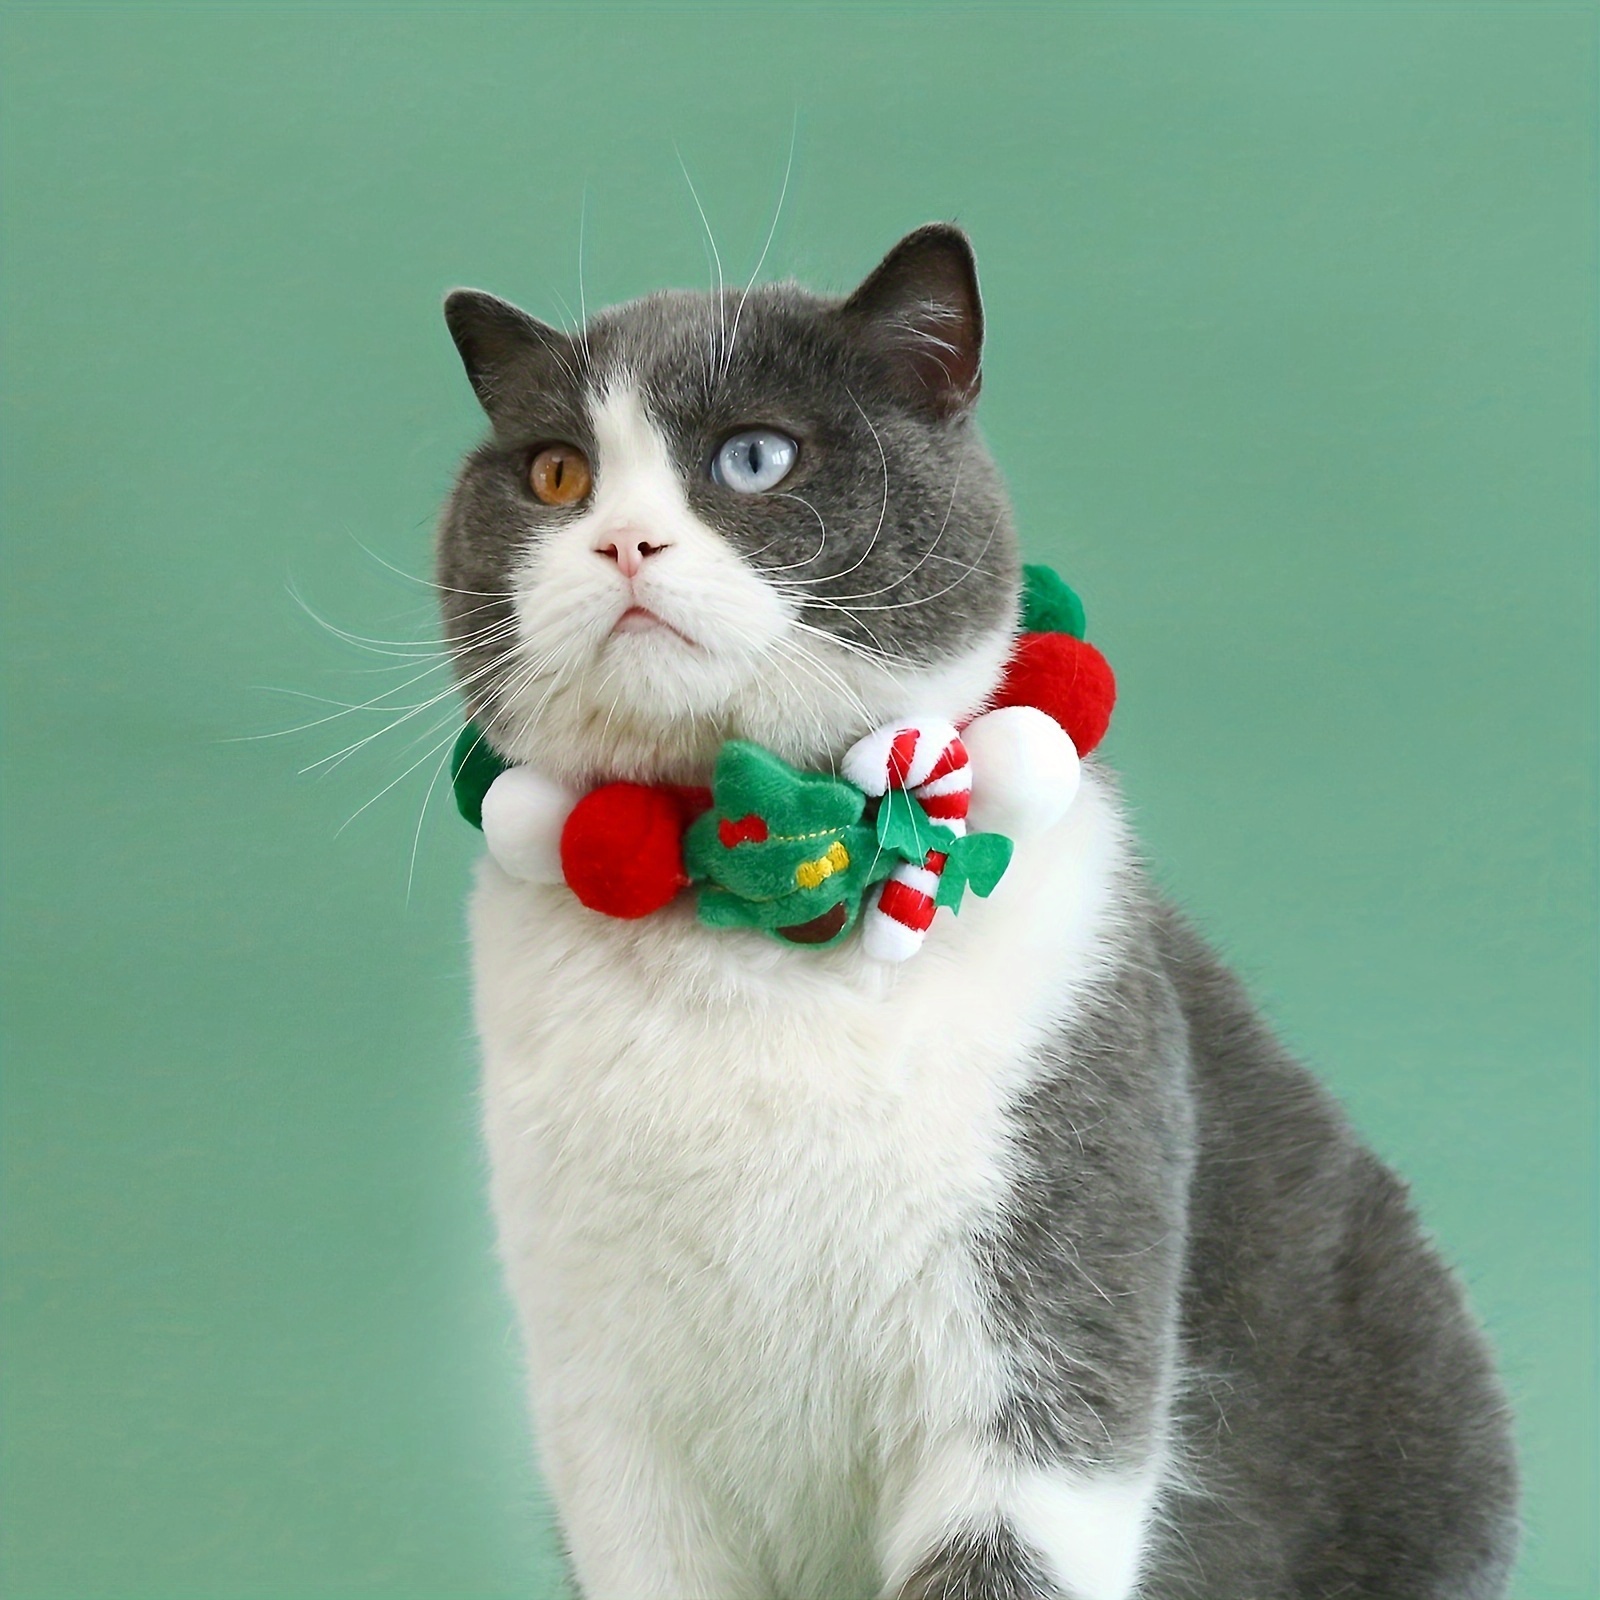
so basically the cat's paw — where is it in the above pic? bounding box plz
[963,705,1080,839]
[480,766,577,883]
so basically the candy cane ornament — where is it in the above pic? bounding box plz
[842,716,973,963]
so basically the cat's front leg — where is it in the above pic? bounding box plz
[537,1405,761,1600]
[880,1438,1162,1600]
[879,959,1191,1600]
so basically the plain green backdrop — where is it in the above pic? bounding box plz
[1,3,1594,1596]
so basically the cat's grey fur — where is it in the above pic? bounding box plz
[993,892,1518,1596]
[438,225,1517,1597]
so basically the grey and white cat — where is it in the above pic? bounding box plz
[436,226,1518,1599]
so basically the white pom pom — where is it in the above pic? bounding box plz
[962,705,1081,839]
[480,767,576,884]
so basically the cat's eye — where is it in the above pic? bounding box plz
[528,443,592,506]
[711,429,798,495]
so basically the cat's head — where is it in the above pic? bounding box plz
[437,224,1020,788]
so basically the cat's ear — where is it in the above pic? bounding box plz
[443,290,572,414]
[839,224,983,418]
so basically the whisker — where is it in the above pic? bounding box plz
[341,531,506,600]
[818,510,1006,615]
[759,492,830,572]
[234,631,517,745]
[405,741,454,903]
[766,643,843,753]
[807,391,890,589]
[785,616,898,669]
[676,148,727,375]
[504,649,580,754]
[769,634,880,738]
[783,632,888,709]
[289,581,512,656]
[249,680,449,713]
[723,113,798,380]
[577,181,593,368]
[780,438,969,603]
[547,284,582,333]
[333,633,563,824]
[335,720,468,838]
[779,589,898,660]
[296,637,533,770]
[302,676,497,778]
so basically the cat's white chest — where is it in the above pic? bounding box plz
[469,777,1124,1593]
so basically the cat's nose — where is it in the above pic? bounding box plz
[595,534,669,579]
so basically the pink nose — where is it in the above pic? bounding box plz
[596,535,669,579]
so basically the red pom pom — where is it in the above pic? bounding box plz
[663,785,713,827]
[560,783,689,919]
[992,632,1117,755]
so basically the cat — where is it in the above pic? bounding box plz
[435,225,1518,1599]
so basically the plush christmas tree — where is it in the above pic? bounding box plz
[684,742,1014,947]
[685,743,885,946]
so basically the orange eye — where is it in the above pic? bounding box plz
[528,443,592,506]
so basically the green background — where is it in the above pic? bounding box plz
[2,4,1594,1595]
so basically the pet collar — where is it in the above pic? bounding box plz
[450,565,1115,963]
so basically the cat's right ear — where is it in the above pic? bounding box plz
[443,290,570,414]
[838,224,984,419]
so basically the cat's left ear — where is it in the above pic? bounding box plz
[838,224,983,419]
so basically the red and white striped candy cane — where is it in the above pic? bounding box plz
[841,716,971,962]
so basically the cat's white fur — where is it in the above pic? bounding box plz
[883,1442,1160,1600]
[473,779,1155,1599]
[468,381,1166,1597]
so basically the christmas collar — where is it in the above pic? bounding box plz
[451,565,1115,963]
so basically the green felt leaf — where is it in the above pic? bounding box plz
[874,788,957,863]
[963,832,1014,896]
[450,722,509,830]
[934,831,1015,912]
[1021,563,1086,639]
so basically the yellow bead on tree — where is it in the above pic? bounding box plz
[794,840,851,890]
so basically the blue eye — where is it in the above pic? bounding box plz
[711,428,798,494]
